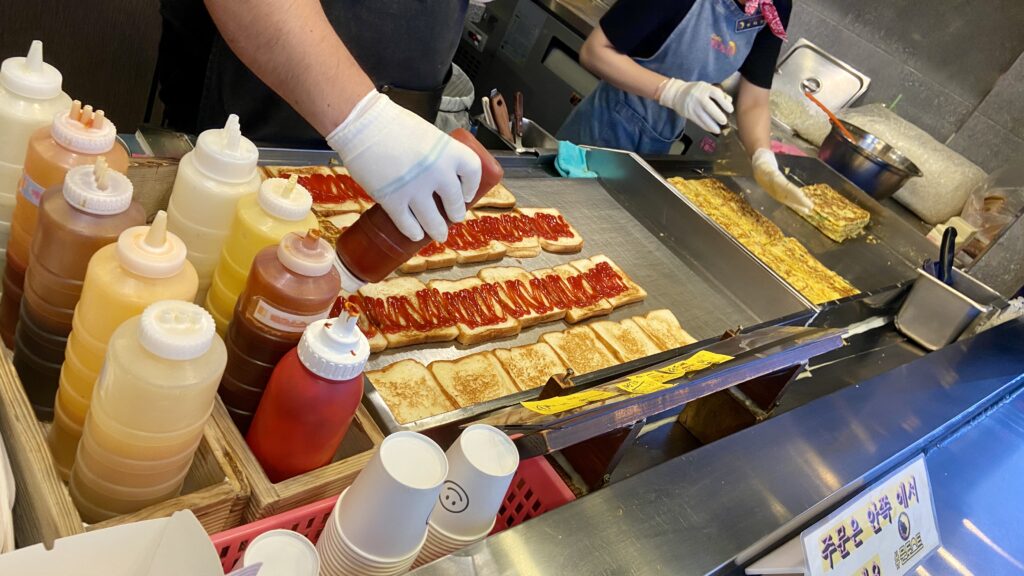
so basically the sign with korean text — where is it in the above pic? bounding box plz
[802,455,939,576]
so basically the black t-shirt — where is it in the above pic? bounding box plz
[599,0,792,89]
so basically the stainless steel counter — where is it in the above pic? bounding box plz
[413,318,1024,575]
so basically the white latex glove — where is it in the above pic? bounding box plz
[658,78,734,135]
[327,91,482,242]
[752,148,814,216]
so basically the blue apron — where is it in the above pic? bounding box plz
[558,0,763,155]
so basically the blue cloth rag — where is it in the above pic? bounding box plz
[555,141,598,178]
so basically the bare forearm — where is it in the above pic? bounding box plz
[580,27,667,101]
[736,78,772,156]
[204,0,375,135]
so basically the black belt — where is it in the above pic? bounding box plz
[379,65,453,124]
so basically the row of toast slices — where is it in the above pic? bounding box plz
[346,254,647,353]
[366,309,697,424]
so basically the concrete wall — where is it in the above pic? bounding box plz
[787,0,1024,173]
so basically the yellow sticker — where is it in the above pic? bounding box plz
[659,351,734,376]
[616,351,735,395]
[521,389,619,415]
[617,378,674,395]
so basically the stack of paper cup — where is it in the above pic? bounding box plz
[239,529,319,576]
[316,431,448,576]
[413,424,519,568]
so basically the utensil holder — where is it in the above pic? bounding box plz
[895,268,1003,351]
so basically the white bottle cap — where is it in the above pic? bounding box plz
[277,230,334,277]
[297,308,369,381]
[192,114,259,183]
[258,174,313,221]
[63,157,134,215]
[117,211,189,278]
[0,41,63,100]
[52,100,117,154]
[336,259,367,293]
[138,300,216,361]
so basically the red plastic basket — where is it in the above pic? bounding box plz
[210,455,575,572]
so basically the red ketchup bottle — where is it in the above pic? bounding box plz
[334,128,504,292]
[246,303,369,482]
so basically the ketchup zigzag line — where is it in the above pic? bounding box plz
[420,211,575,254]
[281,172,374,206]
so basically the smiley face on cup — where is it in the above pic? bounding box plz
[439,480,469,513]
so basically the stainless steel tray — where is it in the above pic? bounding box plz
[647,154,936,299]
[362,149,813,434]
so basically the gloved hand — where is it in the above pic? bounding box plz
[327,90,482,242]
[658,78,733,134]
[752,148,814,216]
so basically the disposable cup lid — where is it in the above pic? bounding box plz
[243,530,319,576]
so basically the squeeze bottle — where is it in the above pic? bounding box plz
[0,100,127,349]
[204,175,317,336]
[49,211,197,478]
[333,128,503,292]
[246,307,369,482]
[219,229,340,433]
[166,114,260,304]
[0,41,72,258]
[13,158,144,420]
[68,300,226,522]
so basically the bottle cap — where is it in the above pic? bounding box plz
[297,303,369,381]
[138,300,216,361]
[258,174,313,221]
[52,100,117,154]
[277,229,335,277]
[192,114,259,183]
[117,211,189,278]
[0,41,63,100]
[336,260,367,293]
[63,157,134,215]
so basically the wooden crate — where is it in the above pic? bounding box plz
[210,398,385,522]
[0,351,249,548]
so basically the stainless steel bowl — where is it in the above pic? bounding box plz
[818,120,923,200]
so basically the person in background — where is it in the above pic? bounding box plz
[157,0,489,243]
[558,0,812,214]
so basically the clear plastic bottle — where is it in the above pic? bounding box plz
[166,114,260,304]
[49,211,197,479]
[0,100,127,349]
[204,175,316,336]
[219,229,340,432]
[13,159,144,420]
[69,300,226,522]
[0,41,72,266]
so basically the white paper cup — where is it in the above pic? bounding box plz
[317,506,422,576]
[242,529,319,576]
[429,424,518,539]
[335,432,448,561]
[412,518,497,569]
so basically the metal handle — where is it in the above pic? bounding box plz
[800,77,822,94]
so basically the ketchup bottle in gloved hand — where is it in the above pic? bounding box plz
[334,128,503,292]
[245,302,369,482]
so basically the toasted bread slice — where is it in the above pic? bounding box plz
[428,277,520,345]
[632,309,696,351]
[316,211,360,246]
[358,277,458,347]
[494,343,567,391]
[590,319,662,362]
[542,326,618,375]
[337,292,388,353]
[474,182,516,209]
[366,360,457,423]
[516,208,583,254]
[472,210,542,258]
[477,266,566,327]
[429,352,520,407]
[569,255,647,309]
[532,265,612,324]
[263,166,373,213]
[399,242,459,274]
[446,211,507,264]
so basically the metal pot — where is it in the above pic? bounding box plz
[817,120,922,200]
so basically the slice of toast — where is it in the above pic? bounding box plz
[336,292,388,353]
[494,343,567,391]
[358,277,458,347]
[429,352,520,407]
[366,360,457,423]
[590,319,662,362]
[474,181,516,209]
[532,265,612,323]
[428,277,521,345]
[262,165,373,213]
[541,326,619,375]
[516,208,583,254]
[632,309,696,351]
[569,255,647,309]
[472,210,541,258]
[447,211,507,264]
[318,212,360,246]
[477,266,566,327]
[398,243,459,274]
